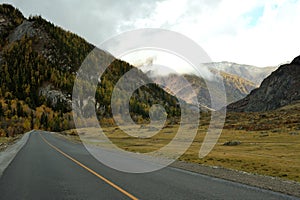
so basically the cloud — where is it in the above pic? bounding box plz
[120,50,214,80]
[3,0,162,44]
[129,56,156,68]
[2,0,300,66]
[117,0,300,66]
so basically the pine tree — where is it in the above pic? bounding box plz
[0,103,3,117]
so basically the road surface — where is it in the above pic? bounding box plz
[0,130,298,200]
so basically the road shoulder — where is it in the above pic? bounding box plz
[0,131,32,176]
[171,160,300,198]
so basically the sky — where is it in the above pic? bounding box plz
[2,0,300,67]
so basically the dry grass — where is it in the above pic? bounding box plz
[182,129,300,182]
[0,137,12,144]
[0,135,22,151]
[62,102,300,182]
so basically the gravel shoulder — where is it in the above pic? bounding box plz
[0,131,32,176]
[171,160,300,198]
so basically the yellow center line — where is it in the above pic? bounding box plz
[39,133,139,200]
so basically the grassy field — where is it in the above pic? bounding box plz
[63,102,300,182]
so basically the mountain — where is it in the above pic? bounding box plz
[140,60,276,110]
[0,4,180,135]
[227,56,300,112]
[149,70,256,110]
[203,62,277,86]
[215,70,257,103]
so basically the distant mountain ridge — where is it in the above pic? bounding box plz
[203,62,277,86]
[140,60,277,109]
[148,70,257,110]
[227,56,300,112]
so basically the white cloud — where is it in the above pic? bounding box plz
[3,0,300,66]
[118,0,300,67]
[120,50,199,75]
[3,0,162,44]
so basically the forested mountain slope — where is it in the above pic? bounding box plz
[0,4,180,136]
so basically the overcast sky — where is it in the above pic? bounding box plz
[2,0,300,67]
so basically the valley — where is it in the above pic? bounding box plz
[0,3,299,199]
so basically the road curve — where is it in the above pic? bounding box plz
[0,130,298,200]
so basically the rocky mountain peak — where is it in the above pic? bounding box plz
[291,55,300,65]
[227,55,300,112]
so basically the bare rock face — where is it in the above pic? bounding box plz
[291,55,300,65]
[227,56,300,112]
[39,85,72,112]
[9,20,36,43]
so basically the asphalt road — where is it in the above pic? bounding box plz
[0,130,298,200]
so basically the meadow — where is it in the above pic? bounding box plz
[63,102,300,182]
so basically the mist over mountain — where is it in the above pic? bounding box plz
[137,58,277,86]
[148,70,256,110]
[137,58,277,109]
[202,62,278,86]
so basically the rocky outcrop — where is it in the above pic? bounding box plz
[0,4,24,40]
[227,56,300,112]
[8,20,36,43]
[39,85,72,112]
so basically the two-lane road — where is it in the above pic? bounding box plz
[0,131,298,200]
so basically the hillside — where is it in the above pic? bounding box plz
[227,56,300,112]
[0,4,180,136]
[149,70,256,110]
